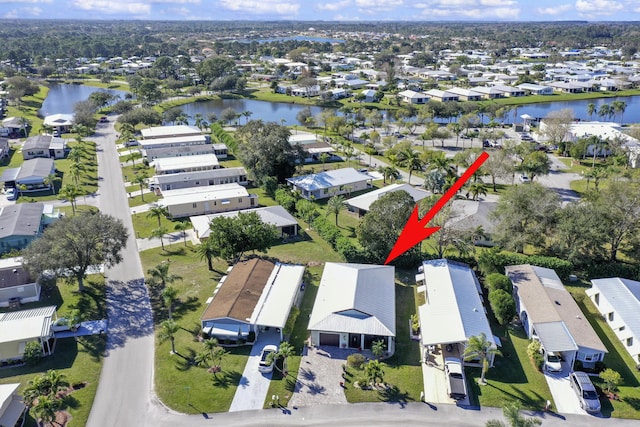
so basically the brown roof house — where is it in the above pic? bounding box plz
[506,264,607,370]
[200,258,304,342]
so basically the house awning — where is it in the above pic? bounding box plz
[203,323,250,339]
[534,321,578,353]
[0,398,26,427]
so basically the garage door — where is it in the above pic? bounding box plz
[319,333,340,346]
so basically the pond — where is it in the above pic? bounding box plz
[179,98,328,126]
[40,84,128,116]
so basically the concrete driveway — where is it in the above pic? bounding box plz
[229,330,281,412]
[545,369,588,415]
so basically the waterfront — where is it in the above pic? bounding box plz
[40,84,128,116]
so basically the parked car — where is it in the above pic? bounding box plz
[5,188,16,200]
[99,116,109,123]
[544,351,562,373]
[444,357,467,401]
[519,174,530,183]
[258,344,278,373]
[570,371,601,414]
[125,139,139,147]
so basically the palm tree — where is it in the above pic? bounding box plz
[158,319,180,354]
[430,155,457,178]
[598,103,612,121]
[364,359,385,385]
[67,147,83,163]
[147,261,182,289]
[194,113,205,130]
[210,346,228,373]
[467,182,488,201]
[151,226,169,250]
[32,394,61,427]
[125,151,141,167]
[586,102,596,121]
[147,205,169,228]
[194,349,211,368]
[277,341,295,374]
[463,332,501,385]
[398,147,424,185]
[318,152,330,171]
[44,173,60,195]
[377,165,401,184]
[364,144,376,167]
[612,100,627,123]
[18,117,30,137]
[326,195,345,226]
[161,286,179,320]
[485,401,542,427]
[58,183,82,215]
[197,238,219,271]
[241,110,253,124]
[132,171,148,202]
[68,161,85,185]
[203,338,219,360]
[174,222,190,246]
[371,339,386,360]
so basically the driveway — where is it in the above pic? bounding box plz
[289,345,350,407]
[229,330,281,412]
[544,368,588,415]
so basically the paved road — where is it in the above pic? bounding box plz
[86,118,156,427]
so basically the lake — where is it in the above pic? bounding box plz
[40,84,128,116]
[508,96,640,124]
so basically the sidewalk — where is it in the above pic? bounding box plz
[135,229,197,252]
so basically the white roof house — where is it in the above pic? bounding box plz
[43,113,74,128]
[153,153,219,174]
[308,263,395,353]
[0,383,26,427]
[287,168,372,200]
[586,278,640,364]
[141,125,202,139]
[139,134,207,150]
[416,259,496,363]
[190,205,298,241]
[0,305,56,361]
[345,183,430,216]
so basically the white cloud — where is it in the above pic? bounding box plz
[71,0,151,14]
[0,0,51,3]
[2,8,18,18]
[536,4,572,15]
[22,6,42,14]
[355,0,403,12]
[218,0,299,15]
[316,0,351,12]
[416,0,519,19]
[575,0,622,15]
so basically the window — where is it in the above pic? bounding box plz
[594,293,599,305]
[238,198,242,203]
[250,198,255,206]
[609,312,614,321]
[192,203,197,208]
[628,337,633,347]
[195,181,200,185]
[620,326,626,331]
[221,199,230,205]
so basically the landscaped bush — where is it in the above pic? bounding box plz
[584,262,640,281]
[488,289,516,325]
[485,273,512,292]
[478,249,573,280]
[526,340,543,371]
[347,353,366,370]
[22,341,42,366]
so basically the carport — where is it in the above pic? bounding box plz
[533,321,578,370]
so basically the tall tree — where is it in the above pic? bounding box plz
[58,183,83,215]
[197,238,219,271]
[491,184,560,253]
[132,171,149,202]
[147,205,169,228]
[463,333,501,385]
[541,108,573,156]
[161,286,179,320]
[147,261,182,289]
[151,226,169,250]
[326,195,346,226]
[23,212,128,291]
[518,151,551,181]
[158,319,180,354]
[235,120,303,184]
[208,211,277,262]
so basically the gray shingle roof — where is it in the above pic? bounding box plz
[0,203,44,239]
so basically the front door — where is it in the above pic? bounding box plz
[349,333,360,349]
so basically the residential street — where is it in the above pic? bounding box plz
[86,119,156,427]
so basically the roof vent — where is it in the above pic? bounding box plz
[473,307,478,312]
[555,300,561,305]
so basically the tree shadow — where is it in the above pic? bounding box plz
[104,278,154,351]
[211,370,242,389]
[76,335,106,363]
[174,348,196,372]
[172,296,201,321]
[377,385,414,408]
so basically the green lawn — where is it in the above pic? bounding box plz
[0,277,107,427]
[467,325,553,410]
[5,86,50,135]
[131,211,185,239]
[566,283,640,419]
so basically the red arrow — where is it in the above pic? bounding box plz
[384,151,489,265]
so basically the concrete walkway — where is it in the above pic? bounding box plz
[135,229,198,252]
[229,331,281,412]
[289,346,351,407]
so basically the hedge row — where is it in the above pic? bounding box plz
[478,249,572,280]
[312,216,362,262]
[210,122,237,152]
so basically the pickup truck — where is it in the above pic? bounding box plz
[444,357,467,401]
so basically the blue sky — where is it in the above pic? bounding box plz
[1,0,639,21]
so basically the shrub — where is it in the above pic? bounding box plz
[347,353,366,370]
[488,289,516,325]
[599,368,621,393]
[485,273,512,292]
[527,340,543,371]
[478,249,573,280]
[23,341,42,366]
